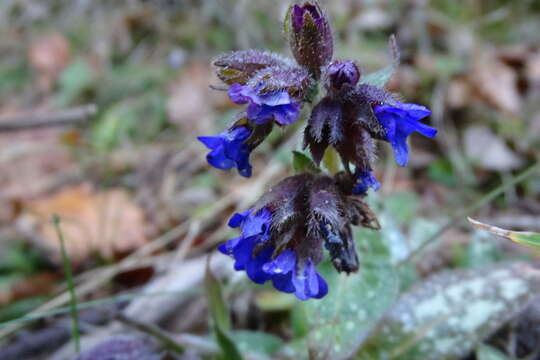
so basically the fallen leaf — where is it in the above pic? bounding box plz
[167,62,215,134]
[28,33,71,92]
[20,184,148,264]
[470,51,521,115]
[0,273,57,307]
[0,128,76,205]
[447,78,472,109]
[463,126,523,171]
[525,51,540,85]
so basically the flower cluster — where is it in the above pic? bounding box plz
[199,0,437,300]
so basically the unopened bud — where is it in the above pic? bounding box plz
[287,1,333,79]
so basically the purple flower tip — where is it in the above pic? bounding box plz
[352,170,380,195]
[327,60,360,90]
[292,3,321,33]
[374,102,437,166]
[228,83,301,126]
[198,126,253,177]
[219,209,328,300]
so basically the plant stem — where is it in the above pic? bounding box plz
[52,214,81,353]
[401,161,540,265]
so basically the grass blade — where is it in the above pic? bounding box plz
[468,217,540,248]
[52,214,80,353]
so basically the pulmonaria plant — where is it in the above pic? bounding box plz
[199,0,437,300]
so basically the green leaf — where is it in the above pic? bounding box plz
[214,323,243,360]
[360,35,399,88]
[204,262,243,360]
[322,147,340,174]
[283,5,293,33]
[290,304,309,339]
[360,65,396,88]
[55,59,94,107]
[232,331,284,358]
[0,296,47,323]
[92,91,166,151]
[298,263,399,359]
[468,217,540,249]
[357,262,540,360]
[292,151,319,174]
[255,290,296,312]
[384,192,419,226]
[476,344,511,360]
[204,263,230,332]
[453,230,501,269]
[287,226,399,360]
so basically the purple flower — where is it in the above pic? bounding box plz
[292,4,322,33]
[198,126,253,178]
[228,83,301,126]
[352,170,380,195]
[219,207,328,301]
[374,102,437,166]
[327,60,360,90]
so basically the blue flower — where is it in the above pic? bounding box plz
[263,250,328,300]
[228,83,301,126]
[218,209,273,284]
[352,170,380,195]
[219,209,328,300]
[198,126,253,178]
[374,102,437,166]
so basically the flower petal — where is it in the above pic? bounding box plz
[374,102,437,166]
[198,126,254,177]
[352,170,380,195]
[262,250,296,275]
[292,260,328,300]
[242,208,272,239]
[197,136,222,149]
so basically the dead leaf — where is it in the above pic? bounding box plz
[0,128,77,208]
[470,51,521,115]
[0,273,57,307]
[463,126,523,171]
[447,78,472,109]
[19,184,147,264]
[526,51,540,85]
[167,62,215,135]
[28,33,71,92]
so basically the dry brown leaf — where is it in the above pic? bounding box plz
[447,78,472,109]
[0,273,57,307]
[28,33,71,92]
[470,51,521,115]
[167,62,215,135]
[526,51,540,85]
[20,184,147,264]
[0,128,76,208]
[464,125,523,171]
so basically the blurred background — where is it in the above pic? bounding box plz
[0,0,540,359]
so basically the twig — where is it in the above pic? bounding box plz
[0,104,97,132]
[116,313,185,354]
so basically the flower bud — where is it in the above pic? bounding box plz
[287,1,333,79]
[327,60,360,90]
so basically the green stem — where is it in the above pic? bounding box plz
[401,161,540,265]
[52,214,80,353]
